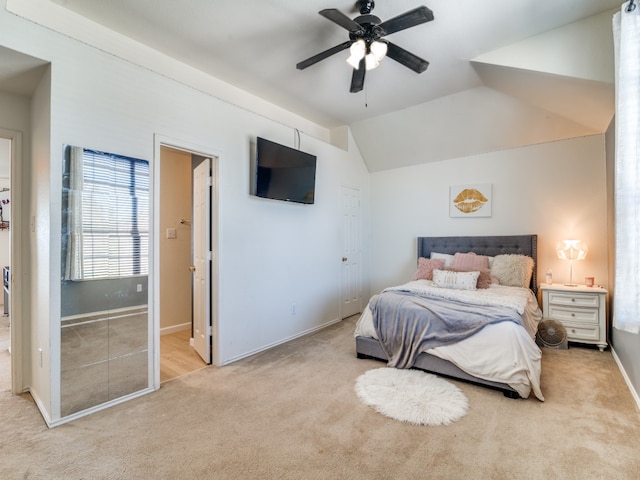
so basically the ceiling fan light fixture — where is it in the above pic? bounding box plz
[365,53,379,70]
[370,40,387,61]
[365,40,387,70]
[346,39,366,68]
[298,5,434,90]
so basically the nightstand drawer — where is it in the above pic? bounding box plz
[547,305,599,325]
[563,322,600,342]
[547,292,599,308]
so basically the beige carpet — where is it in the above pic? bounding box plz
[1,316,639,479]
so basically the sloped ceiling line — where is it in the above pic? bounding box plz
[351,8,616,171]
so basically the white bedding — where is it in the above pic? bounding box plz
[354,280,544,401]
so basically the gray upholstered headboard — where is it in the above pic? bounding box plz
[417,235,538,294]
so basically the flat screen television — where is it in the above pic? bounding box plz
[254,137,317,204]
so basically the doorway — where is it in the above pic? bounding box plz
[0,128,22,395]
[156,142,218,384]
[0,136,10,392]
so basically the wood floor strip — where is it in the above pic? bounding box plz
[160,329,208,383]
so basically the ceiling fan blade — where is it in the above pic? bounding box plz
[319,9,364,34]
[350,60,366,93]
[385,41,429,73]
[378,6,434,36]
[296,41,352,70]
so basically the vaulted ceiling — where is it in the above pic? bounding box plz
[1,0,623,171]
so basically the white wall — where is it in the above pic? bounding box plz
[0,0,371,422]
[30,65,53,420]
[368,135,608,297]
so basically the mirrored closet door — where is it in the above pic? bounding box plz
[60,145,150,417]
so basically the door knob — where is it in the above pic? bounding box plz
[189,266,196,272]
[342,257,348,262]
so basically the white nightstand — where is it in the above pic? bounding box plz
[540,284,608,351]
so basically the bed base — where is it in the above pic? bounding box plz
[355,335,521,399]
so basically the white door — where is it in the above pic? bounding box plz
[192,158,211,364]
[340,186,362,318]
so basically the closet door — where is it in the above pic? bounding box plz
[340,185,362,318]
[60,145,150,418]
[192,158,211,364]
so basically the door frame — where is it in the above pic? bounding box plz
[0,128,24,394]
[152,135,220,388]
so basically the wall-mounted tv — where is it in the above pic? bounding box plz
[254,137,317,205]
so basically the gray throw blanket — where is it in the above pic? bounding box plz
[370,290,523,368]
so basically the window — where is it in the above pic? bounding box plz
[63,147,149,280]
[613,3,640,334]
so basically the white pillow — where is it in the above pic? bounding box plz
[432,269,480,290]
[490,254,534,288]
[430,252,455,268]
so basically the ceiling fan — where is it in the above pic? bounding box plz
[296,0,434,93]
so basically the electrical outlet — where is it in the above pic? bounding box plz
[166,228,177,239]
[136,284,142,292]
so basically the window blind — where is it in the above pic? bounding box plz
[81,149,149,279]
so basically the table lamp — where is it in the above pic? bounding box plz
[556,240,587,286]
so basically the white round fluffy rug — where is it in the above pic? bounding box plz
[355,368,469,426]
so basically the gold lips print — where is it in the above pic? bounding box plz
[453,188,488,214]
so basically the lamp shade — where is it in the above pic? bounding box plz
[365,53,379,70]
[370,41,388,61]
[556,239,587,286]
[556,240,588,261]
[346,39,366,69]
[364,41,388,70]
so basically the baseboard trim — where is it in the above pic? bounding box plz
[29,388,53,428]
[160,322,191,335]
[47,387,157,428]
[611,346,640,413]
[221,317,343,366]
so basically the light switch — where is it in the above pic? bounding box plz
[166,228,177,239]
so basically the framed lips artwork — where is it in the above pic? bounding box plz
[449,183,492,218]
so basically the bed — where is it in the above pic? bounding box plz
[354,235,544,400]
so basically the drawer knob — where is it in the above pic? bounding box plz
[571,313,575,317]
[571,298,576,302]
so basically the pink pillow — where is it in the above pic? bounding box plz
[413,257,445,281]
[453,252,490,271]
[448,267,495,289]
